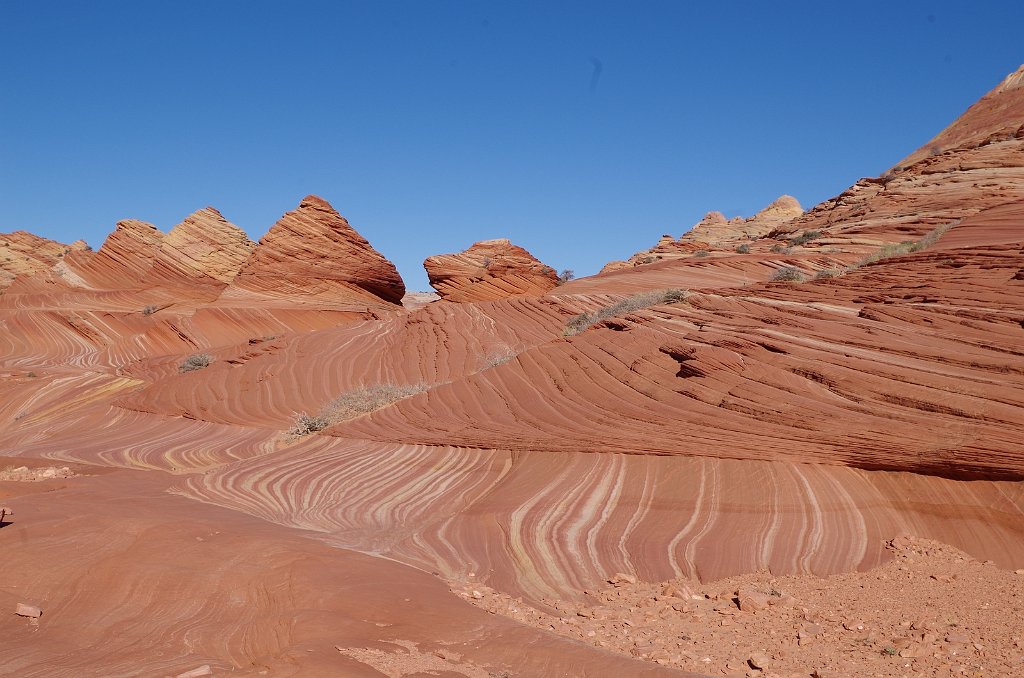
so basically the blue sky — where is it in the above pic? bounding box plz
[1,2,1022,290]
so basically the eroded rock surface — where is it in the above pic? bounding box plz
[424,238,559,302]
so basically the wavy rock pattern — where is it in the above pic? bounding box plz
[1,470,679,677]
[180,442,1024,602]
[424,238,559,302]
[2,68,1024,677]
[339,209,1024,480]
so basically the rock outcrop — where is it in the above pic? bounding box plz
[148,208,255,285]
[424,238,559,302]
[224,195,405,306]
[618,195,804,269]
[684,195,804,243]
[59,219,165,289]
[0,231,77,289]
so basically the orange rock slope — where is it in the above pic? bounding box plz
[1,67,1024,677]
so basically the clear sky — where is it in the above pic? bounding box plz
[2,1,1022,290]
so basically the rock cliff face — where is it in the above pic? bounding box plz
[148,208,255,285]
[225,195,405,306]
[423,238,559,302]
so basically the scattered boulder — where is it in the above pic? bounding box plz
[736,589,771,612]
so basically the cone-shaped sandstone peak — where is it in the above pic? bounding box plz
[149,208,255,285]
[231,195,405,304]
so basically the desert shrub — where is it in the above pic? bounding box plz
[479,348,517,370]
[289,383,429,436]
[814,268,841,280]
[769,244,792,254]
[179,353,213,373]
[770,266,804,282]
[693,249,710,257]
[880,166,904,185]
[851,220,955,269]
[557,269,575,284]
[564,289,688,336]
[289,412,330,436]
[915,221,955,249]
[735,244,750,254]
[142,304,158,315]
[788,230,822,246]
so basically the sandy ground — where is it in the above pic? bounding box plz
[451,537,1024,678]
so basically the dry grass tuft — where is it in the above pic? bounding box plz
[564,289,687,336]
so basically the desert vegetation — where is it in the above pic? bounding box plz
[564,288,687,336]
[289,383,428,436]
[769,266,805,282]
[179,353,213,373]
[788,230,822,246]
[735,244,750,254]
[852,222,956,269]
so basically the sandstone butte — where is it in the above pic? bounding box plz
[423,237,560,302]
[1,66,1024,678]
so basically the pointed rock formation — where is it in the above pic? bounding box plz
[0,231,74,288]
[225,195,405,306]
[60,219,165,289]
[424,238,559,302]
[148,208,255,285]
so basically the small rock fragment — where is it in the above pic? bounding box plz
[748,651,771,670]
[15,603,41,618]
[736,589,771,612]
[609,572,637,586]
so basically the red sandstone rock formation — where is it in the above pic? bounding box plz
[1,66,1024,678]
[423,238,559,302]
[616,195,805,269]
[776,64,1024,241]
[60,218,165,289]
[685,195,804,243]
[148,208,255,286]
[223,195,405,307]
[0,231,77,289]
